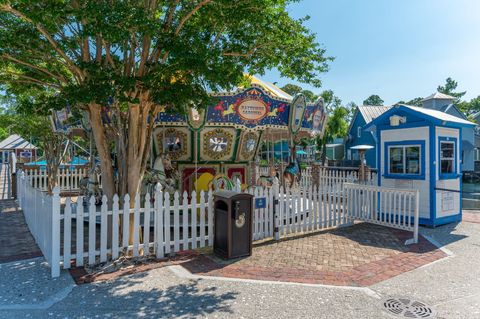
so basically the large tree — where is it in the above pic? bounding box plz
[280,83,318,102]
[0,1,332,201]
[363,94,384,106]
[397,97,423,107]
[316,105,348,165]
[437,77,466,103]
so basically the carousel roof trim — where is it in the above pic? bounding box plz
[209,82,292,103]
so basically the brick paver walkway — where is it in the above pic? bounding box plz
[0,200,42,263]
[182,223,447,287]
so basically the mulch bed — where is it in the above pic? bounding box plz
[69,250,200,284]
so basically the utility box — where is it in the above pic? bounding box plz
[213,191,253,259]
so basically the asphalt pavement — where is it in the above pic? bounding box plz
[0,221,479,319]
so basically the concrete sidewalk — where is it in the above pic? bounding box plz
[0,221,479,318]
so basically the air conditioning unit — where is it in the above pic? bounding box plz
[390,115,406,126]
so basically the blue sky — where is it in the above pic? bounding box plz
[263,0,480,105]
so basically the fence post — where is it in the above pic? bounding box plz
[413,189,419,243]
[155,183,164,259]
[405,189,420,245]
[18,171,25,207]
[51,186,61,278]
[272,177,280,241]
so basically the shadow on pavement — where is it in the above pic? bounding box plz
[71,271,238,318]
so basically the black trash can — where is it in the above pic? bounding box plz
[213,191,254,259]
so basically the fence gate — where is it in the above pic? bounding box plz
[344,183,419,245]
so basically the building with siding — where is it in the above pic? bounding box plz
[345,105,391,169]
[0,134,38,163]
[365,104,475,226]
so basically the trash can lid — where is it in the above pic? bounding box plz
[213,190,241,199]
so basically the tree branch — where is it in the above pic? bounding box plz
[3,72,61,89]
[0,4,84,80]
[1,54,68,83]
[175,0,212,36]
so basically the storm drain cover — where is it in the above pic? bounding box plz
[381,297,436,318]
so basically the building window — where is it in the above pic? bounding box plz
[388,146,420,175]
[357,126,362,138]
[438,137,457,179]
[384,140,425,180]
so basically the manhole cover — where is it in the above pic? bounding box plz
[381,297,436,318]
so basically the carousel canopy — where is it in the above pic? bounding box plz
[155,83,327,135]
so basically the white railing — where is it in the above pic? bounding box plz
[344,183,419,244]
[23,167,95,192]
[17,171,60,277]
[319,167,377,191]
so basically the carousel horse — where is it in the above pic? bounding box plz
[141,154,179,199]
[256,165,278,188]
[79,165,102,205]
[283,158,302,189]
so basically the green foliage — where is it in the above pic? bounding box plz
[316,105,349,164]
[363,94,384,106]
[459,96,480,117]
[281,83,318,102]
[437,77,466,103]
[397,97,423,107]
[320,89,342,113]
[0,0,332,114]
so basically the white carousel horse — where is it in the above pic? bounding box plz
[141,154,178,199]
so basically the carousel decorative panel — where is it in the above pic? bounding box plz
[155,127,190,161]
[237,131,260,161]
[201,128,235,161]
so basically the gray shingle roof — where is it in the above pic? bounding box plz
[0,134,37,150]
[358,105,392,124]
[422,92,455,101]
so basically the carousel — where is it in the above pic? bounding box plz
[150,78,327,194]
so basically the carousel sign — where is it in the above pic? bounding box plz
[289,94,307,134]
[236,99,268,121]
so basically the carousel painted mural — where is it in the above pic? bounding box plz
[149,81,327,195]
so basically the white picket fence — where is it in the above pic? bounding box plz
[17,171,60,276]
[17,170,418,278]
[345,183,419,244]
[23,167,98,192]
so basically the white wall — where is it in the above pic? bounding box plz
[380,126,430,219]
[435,127,461,218]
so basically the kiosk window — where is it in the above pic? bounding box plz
[440,141,455,174]
[388,145,421,175]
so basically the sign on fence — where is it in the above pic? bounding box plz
[255,197,266,209]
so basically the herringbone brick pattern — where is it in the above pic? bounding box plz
[182,223,447,287]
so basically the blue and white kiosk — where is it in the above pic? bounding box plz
[365,104,476,227]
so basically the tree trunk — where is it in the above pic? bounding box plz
[87,104,116,201]
[321,142,327,166]
[88,99,155,246]
[44,133,64,195]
